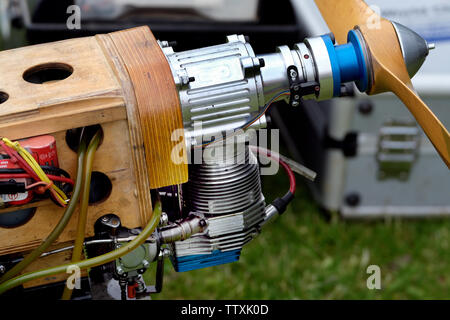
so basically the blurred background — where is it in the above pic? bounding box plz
[0,0,449,299]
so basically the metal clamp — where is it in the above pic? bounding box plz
[287,65,319,107]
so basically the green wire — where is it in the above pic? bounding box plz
[0,135,88,284]
[0,202,162,296]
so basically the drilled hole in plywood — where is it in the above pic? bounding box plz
[0,208,36,228]
[89,172,112,205]
[23,63,73,84]
[65,125,104,153]
[0,92,9,104]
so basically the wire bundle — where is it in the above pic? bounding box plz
[0,138,72,207]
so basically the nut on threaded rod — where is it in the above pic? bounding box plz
[158,215,208,244]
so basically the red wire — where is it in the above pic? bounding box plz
[253,147,296,194]
[26,181,51,190]
[1,141,71,207]
[0,141,41,181]
[0,174,74,186]
[278,158,296,194]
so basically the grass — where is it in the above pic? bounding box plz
[152,173,450,300]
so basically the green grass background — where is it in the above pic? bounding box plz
[152,173,449,300]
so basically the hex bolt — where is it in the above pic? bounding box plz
[199,219,207,228]
[180,75,195,86]
[159,212,169,226]
[161,248,171,258]
[258,58,266,68]
[180,76,189,85]
[142,260,150,268]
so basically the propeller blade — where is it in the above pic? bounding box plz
[358,21,450,168]
[315,0,450,168]
[390,75,450,168]
[314,0,377,44]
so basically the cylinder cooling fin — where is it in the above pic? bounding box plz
[170,143,266,272]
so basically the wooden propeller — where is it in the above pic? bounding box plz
[315,0,450,168]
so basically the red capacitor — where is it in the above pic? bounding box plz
[21,135,59,167]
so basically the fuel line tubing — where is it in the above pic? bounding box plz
[0,201,162,295]
[61,130,102,300]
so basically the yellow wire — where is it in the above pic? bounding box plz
[1,138,68,205]
[6,139,68,204]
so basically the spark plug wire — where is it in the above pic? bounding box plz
[251,146,296,214]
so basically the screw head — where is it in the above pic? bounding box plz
[358,101,374,115]
[116,267,125,275]
[110,217,120,226]
[290,69,298,79]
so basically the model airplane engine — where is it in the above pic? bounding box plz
[0,19,437,298]
[158,31,376,271]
